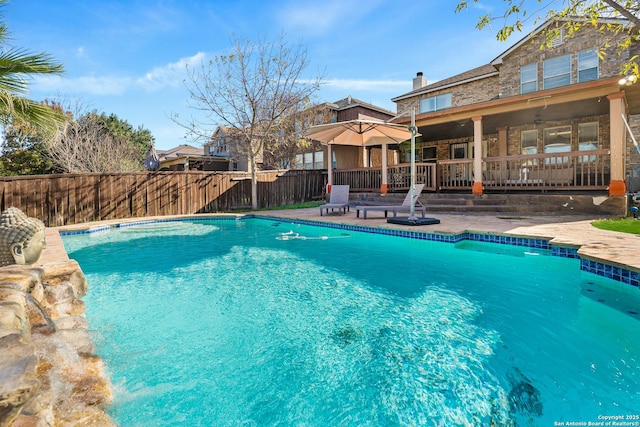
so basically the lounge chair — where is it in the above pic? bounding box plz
[319,185,350,216]
[356,184,427,219]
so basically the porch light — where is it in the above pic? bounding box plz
[618,75,637,86]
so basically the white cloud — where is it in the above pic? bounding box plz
[30,52,207,96]
[135,52,207,91]
[31,74,132,96]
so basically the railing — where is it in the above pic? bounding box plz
[437,159,474,190]
[438,149,610,191]
[332,163,437,192]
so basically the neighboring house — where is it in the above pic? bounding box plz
[294,96,397,171]
[204,126,249,171]
[386,17,640,196]
[157,143,236,171]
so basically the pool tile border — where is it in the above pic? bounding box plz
[256,215,638,288]
[60,215,638,289]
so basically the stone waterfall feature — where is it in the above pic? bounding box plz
[0,261,115,426]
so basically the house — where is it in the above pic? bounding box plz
[332,18,640,197]
[157,143,236,171]
[204,126,249,171]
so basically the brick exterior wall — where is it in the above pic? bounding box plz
[394,22,635,162]
[498,24,630,98]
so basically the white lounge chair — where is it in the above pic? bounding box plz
[319,185,350,216]
[356,184,427,219]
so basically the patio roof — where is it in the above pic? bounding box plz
[393,77,639,141]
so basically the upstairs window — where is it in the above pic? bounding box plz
[521,63,538,94]
[420,93,452,113]
[578,49,598,82]
[543,54,571,89]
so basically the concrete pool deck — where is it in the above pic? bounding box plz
[39,209,640,274]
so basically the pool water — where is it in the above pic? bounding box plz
[62,218,640,426]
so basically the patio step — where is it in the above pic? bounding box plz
[350,192,626,216]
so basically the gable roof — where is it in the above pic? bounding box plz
[325,96,396,116]
[157,144,203,161]
[392,16,634,103]
[490,16,633,66]
[391,64,498,102]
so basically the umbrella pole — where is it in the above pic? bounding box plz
[409,107,417,220]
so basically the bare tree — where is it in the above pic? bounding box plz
[178,34,323,209]
[47,114,142,173]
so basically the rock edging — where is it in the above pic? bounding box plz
[0,261,115,426]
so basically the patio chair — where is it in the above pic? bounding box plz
[356,184,427,219]
[319,185,350,216]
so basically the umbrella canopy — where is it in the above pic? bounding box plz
[307,119,416,195]
[307,119,413,146]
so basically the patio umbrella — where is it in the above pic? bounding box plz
[307,119,415,195]
[307,119,413,147]
[144,143,160,171]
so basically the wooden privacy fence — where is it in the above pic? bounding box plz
[0,170,326,227]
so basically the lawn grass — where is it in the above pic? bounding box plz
[258,201,324,211]
[592,217,640,234]
[231,201,324,213]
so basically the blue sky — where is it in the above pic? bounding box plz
[8,0,535,150]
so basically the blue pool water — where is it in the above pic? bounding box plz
[61,218,640,426]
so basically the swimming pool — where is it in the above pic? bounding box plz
[62,217,640,426]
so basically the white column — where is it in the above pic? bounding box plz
[327,144,333,188]
[472,116,483,195]
[381,143,388,193]
[608,93,626,195]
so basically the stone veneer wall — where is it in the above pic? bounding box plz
[0,261,115,426]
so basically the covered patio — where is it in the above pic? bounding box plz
[329,77,640,196]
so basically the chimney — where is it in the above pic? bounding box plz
[413,72,427,90]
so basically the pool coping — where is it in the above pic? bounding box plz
[54,214,640,289]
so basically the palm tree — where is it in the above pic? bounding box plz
[0,1,65,134]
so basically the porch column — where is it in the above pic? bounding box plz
[381,143,389,194]
[327,144,333,193]
[498,126,508,157]
[608,93,626,196]
[472,116,483,195]
[362,147,369,168]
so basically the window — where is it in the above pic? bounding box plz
[303,152,313,169]
[294,154,303,169]
[543,126,572,164]
[422,146,437,162]
[521,130,538,155]
[578,122,598,162]
[578,50,598,82]
[450,142,468,159]
[420,93,452,113]
[313,151,324,169]
[543,54,571,89]
[521,63,538,94]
